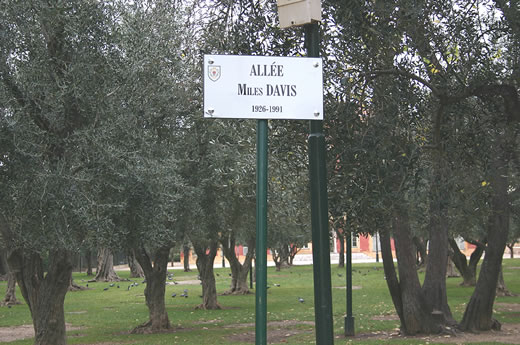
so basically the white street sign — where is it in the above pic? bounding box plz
[203,54,323,120]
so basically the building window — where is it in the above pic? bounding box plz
[372,233,380,251]
[351,235,359,248]
[455,237,466,250]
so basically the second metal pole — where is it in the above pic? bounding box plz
[305,22,335,345]
[345,232,355,336]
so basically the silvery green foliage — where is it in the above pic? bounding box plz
[1,1,121,251]
[322,0,519,238]
[0,0,198,252]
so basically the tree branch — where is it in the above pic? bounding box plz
[447,84,520,122]
[362,69,520,123]
[1,66,51,132]
[364,69,442,96]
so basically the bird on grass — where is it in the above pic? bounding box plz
[109,283,115,287]
[298,297,305,303]
[337,273,343,277]
[171,293,176,298]
[103,287,109,291]
[273,283,280,287]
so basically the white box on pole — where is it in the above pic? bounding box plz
[276,0,322,28]
[203,54,323,120]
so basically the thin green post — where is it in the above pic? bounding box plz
[345,232,355,336]
[256,119,268,345]
[305,22,335,345]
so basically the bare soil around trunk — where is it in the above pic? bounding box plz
[2,303,519,344]
[343,322,520,344]
[225,320,314,344]
[0,323,81,343]
[362,303,520,344]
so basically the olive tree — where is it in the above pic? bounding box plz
[0,1,119,344]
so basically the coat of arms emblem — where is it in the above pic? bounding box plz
[208,65,221,82]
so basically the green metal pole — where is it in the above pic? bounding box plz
[305,22,335,345]
[345,232,355,336]
[255,119,268,345]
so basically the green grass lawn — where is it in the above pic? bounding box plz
[1,259,519,344]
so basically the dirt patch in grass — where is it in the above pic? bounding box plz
[495,302,520,312]
[223,320,314,329]
[166,280,201,286]
[333,285,362,290]
[226,320,313,344]
[0,323,82,343]
[223,320,314,344]
[79,343,136,345]
[370,313,400,321]
[343,323,520,344]
[228,328,312,344]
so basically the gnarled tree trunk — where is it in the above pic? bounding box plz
[94,247,120,282]
[1,250,21,306]
[68,278,88,292]
[446,257,460,278]
[193,239,220,309]
[9,249,73,345]
[392,206,440,335]
[131,245,171,333]
[460,145,511,332]
[1,217,73,344]
[496,265,514,297]
[449,238,484,286]
[272,245,290,271]
[506,242,515,258]
[85,249,93,276]
[0,248,6,278]
[221,235,254,294]
[380,229,405,326]
[2,270,21,306]
[422,171,454,325]
[287,244,301,266]
[127,249,145,278]
[183,245,191,272]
